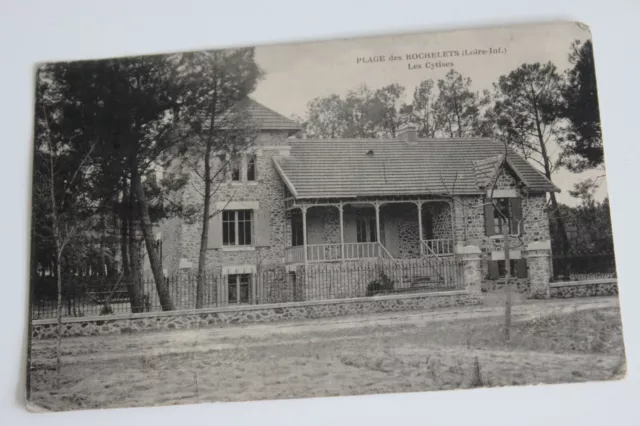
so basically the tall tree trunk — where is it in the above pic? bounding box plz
[196,141,212,309]
[120,191,131,277]
[503,224,511,342]
[196,83,218,309]
[533,111,570,256]
[132,171,175,311]
[55,254,63,388]
[125,185,144,312]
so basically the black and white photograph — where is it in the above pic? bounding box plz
[26,20,625,412]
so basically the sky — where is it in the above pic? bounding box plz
[249,22,606,206]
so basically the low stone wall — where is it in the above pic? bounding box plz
[481,277,530,294]
[31,290,482,340]
[549,278,618,299]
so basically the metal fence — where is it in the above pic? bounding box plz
[30,258,465,319]
[551,251,617,282]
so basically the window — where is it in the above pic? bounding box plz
[493,198,511,235]
[356,215,377,243]
[497,259,517,277]
[247,155,256,181]
[228,274,251,304]
[489,258,528,279]
[218,154,228,180]
[222,210,252,246]
[230,156,241,181]
[484,197,522,237]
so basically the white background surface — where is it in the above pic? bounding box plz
[1,1,639,425]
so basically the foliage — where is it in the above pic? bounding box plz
[555,195,614,254]
[433,70,490,138]
[366,271,395,296]
[562,40,603,172]
[299,71,489,139]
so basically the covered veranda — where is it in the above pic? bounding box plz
[283,196,455,266]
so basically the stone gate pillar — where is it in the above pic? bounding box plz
[457,245,482,294]
[525,241,552,299]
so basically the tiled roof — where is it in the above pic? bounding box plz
[243,98,301,134]
[273,138,560,199]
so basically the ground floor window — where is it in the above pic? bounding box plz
[489,259,528,279]
[498,259,517,277]
[228,273,251,304]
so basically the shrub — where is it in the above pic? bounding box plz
[366,272,395,296]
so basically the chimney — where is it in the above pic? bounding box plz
[397,123,418,143]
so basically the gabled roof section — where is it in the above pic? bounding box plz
[472,154,504,190]
[243,98,301,135]
[275,137,560,199]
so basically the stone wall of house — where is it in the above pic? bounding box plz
[306,206,341,245]
[155,130,292,277]
[31,290,482,340]
[158,217,182,274]
[257,265,295,304]
[428,202,453,240]
[452,168,550,252]
[395,204,421,258]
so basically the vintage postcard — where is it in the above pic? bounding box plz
[27,21,625,412]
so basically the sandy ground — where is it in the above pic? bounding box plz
[28,296,626,412]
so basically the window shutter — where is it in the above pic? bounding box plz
[207,211,223,249]
[488,260,500,280]
[510,198,523,234]
[254,209,271,247]
[516,259,528,278]
[484,201,495,236]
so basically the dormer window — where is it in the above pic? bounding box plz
[247,155,256,181]
[230,156,241,182]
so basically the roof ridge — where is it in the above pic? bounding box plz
[246,97,301,130]
[290,137,499,143]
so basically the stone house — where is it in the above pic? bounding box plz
[148,99,558,306]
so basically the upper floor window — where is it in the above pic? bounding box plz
[484,197,522,237]
[219,153,256,182]
[222,210,252,246]
[493,198,511,236]
[247,155,256,181]
[230,157,241,182]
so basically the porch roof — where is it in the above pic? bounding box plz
[273,137,560,199]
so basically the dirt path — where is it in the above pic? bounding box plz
[31,296,619,367]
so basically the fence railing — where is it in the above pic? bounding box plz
[422,238,454,257]
[551,251,616,282]
[30,257,465,319]
[284,242,387,264]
